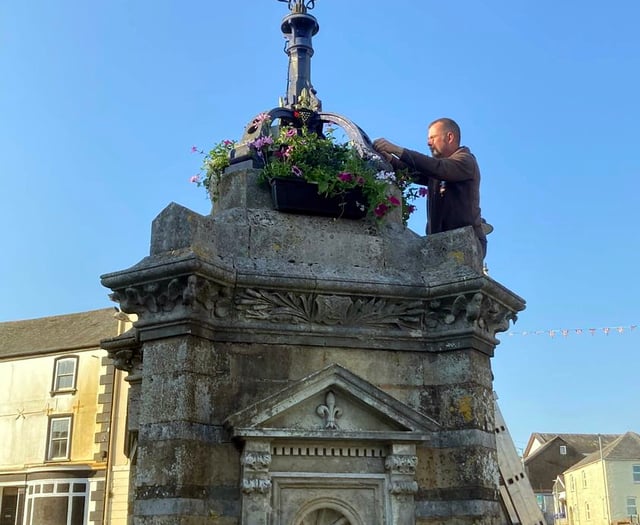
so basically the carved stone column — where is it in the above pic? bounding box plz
[386,445,419,524]
[241,440,273,525]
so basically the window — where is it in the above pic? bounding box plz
[582,471,588,488]
[627,497,637,517]
[52,356,78,393]
[585,502,591,520]
[633,465,640,483]
[570,475,575,491]
[24,480,87,525]
[560,445,567,455]
[47,416,71,460]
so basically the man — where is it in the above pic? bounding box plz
[373,118,486,257]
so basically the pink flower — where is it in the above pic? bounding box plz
[418,187,428,197]
[191,146,198,153]
[255,112,271,124]
[356,176,365,185]
[291,165,303,177]
[285,128,297,138]
[250,136,274,150]
[190,175,200,183]
[274,146,292,160]
[374,203,388,217]
[337,172,353,183]
[407,204,417,214]
[388,195,401,206]
[223,139,234,147]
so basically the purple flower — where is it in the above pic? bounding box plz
[191,146,198,153]
[388,195,401,206]
[407,204,417,214]
[223,139,234,147]
[291,165,303,177]
[337,172,353,183]
[250,136,274,150]
[356,176,365,186]
[374,203,388,217]
[190,175,200,183]
[418,187,428,197]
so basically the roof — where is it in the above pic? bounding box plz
[568,431,640,471]
[524,432,620,459]
[0,308,118,359]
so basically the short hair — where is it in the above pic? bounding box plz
[429,117,461,145]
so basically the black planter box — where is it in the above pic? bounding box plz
[270,177,367,219]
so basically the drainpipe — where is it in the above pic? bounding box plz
[599,435,611,524]
[102,316,128,524]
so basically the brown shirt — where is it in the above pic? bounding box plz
[399,146,486,248]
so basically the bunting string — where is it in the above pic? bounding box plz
[505,324,637,338]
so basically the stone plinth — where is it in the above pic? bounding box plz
[101,169,524,524]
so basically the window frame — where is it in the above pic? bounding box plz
[559,445,567,455]
[51,355,79,394]
[627,496,637,517]
[633,464,640,483]
[46,415,73,461]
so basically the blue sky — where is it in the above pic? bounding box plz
[1,0,638,451]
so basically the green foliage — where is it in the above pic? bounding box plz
[191,139,235,201]
[192,116,423,222]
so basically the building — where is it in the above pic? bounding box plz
[559,432,640,525]
[0,308,131,525]
[524,433,620,522]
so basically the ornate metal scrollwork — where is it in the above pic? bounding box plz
[278,0,316,13]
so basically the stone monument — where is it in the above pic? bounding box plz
[101,2,525,523]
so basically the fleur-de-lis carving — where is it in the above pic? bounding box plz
[316,390,342,429]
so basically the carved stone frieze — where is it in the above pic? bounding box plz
[389,480,419,495]
[385,455,418,475]
[107,275,519,340]
[236,289,424,329]
[241,478,272,495]
[109,275,232,319]
[241,452,272,472]
[110,347,143,376]
[425,293,517,336]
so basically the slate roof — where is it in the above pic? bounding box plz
[568,431,640,470]
[525,432,620,459]
[0,308,118,359]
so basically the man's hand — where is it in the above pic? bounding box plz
[373,138,403,162]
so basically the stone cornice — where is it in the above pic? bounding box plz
[103,267,521,353]
[100,201,524,358]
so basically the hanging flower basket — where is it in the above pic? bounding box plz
[270,177,367,219]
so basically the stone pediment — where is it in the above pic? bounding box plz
[225,363,439,442]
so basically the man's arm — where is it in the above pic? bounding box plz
[400,148,476,184]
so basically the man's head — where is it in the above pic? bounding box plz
[427,118,461,158]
